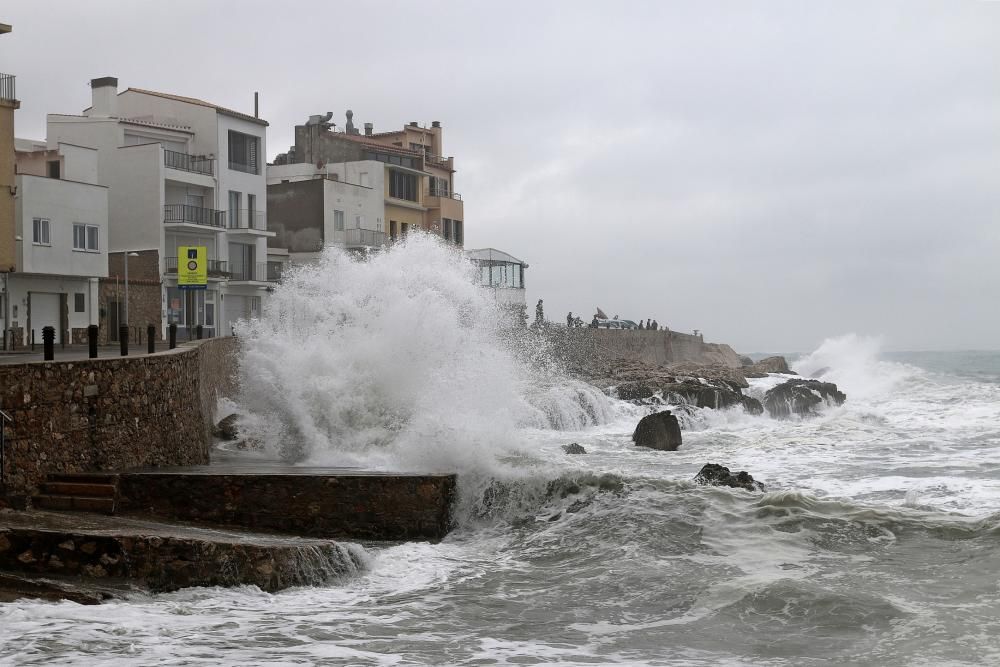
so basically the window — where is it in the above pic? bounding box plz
[47,161,60,179]
[442,218,452,241]
[228,191,241,227]
[355,214,363,229]
[389,171,418,201]
[359,172,369,187]
[205,291,215,328]
[74,293,86,313]
[430,177,449,197]
[364,151,415,169]
[73,223,99,251]
[32,218,50,245]
[228,130,259,174]
[248,194,257,229]
[409,142,424,152]
[334,210,344,232]
[454,220,463,246]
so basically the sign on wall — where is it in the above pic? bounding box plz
[178,246,207,290]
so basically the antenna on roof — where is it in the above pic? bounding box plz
[254,92,259,119]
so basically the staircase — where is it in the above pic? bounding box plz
[32,473,119,514]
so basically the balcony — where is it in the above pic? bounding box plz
[344,228,387,248]
[0,73,14,103]
[427,187,462,201]
[165,257,230,278]
[163,149,214,176]
[267,261,283,282]
[227,209,267,232]
[164,204,226,229]
[230,262,277,283]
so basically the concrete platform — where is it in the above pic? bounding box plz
[0,509,369,602]
[74,463,458,542]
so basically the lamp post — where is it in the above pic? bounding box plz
[123,251,140,326]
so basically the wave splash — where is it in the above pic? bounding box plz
[233,234,614,472]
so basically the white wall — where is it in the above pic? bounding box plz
[16,174,109,278]
[5,275,99,344]
[116,91,217,158]
[57,143,99,185]
[109,143,163,253]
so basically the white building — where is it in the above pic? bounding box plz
[465,248,528,307]
[1,140,108,345]
[266,161,385,263]
[45,77,275,339]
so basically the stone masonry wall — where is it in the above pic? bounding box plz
[543,327,742,373]
[0,338,238,497]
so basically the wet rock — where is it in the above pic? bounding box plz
[633,410,683,451]
[214,414,239,441]
[763,379,846,419]
[743,356,796,378]
[562,443,587,455]
[739,355,755,367]
[741,396,764,415]
[694,463,764,492]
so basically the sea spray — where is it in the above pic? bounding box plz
[234,234,615,475]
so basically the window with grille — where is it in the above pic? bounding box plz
[228,130,260,174]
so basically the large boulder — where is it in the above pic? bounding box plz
[694,463,764,492]
[632,410,683,451]
[742,356,796,378]
[213,414,239,440]
[763,379,846,418]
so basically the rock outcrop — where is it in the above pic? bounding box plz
[632,411,683,451]
[763,379,846,418]
[742,356,796,378]
[694,464,765,492]
[213,414,239,440]
[562,443,587,454]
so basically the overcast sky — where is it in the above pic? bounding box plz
[3,1,998,352]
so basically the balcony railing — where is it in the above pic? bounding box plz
[0,74,14,102]
[344,228,387,248]
[165,257,229,277]
[267,261,283,282]
[164,204,226,228]
[230,262,276,282]
[427,187,462,201]
[227,209,266,231]
[164,149,214,176]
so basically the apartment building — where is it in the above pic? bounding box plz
[266,160,385,260]
[272,111,464,248]
[3,141,108,345]
[0,22,18,332]
[46,77,275,340]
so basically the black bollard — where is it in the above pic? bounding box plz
[88,325,98,358]
[196,324,203,340]
[147,325,155,354]
[42,325,55,361]
[168,323,177,350]
[31,328,35,351]
[119,325,129,356]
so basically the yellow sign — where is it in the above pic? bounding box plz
[178,246,207,290]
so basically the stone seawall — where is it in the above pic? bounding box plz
[0,338,239,498]
[542,328,742,372]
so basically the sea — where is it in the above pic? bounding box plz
[2,237,999,666]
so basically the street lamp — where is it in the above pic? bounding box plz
[123,251,140,326]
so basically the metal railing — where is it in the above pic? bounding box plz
[0,74,14,102]
[266,261,283,282]
[227,209,266,231]
[164,204,226,228]
[163,149,214,175]
[344,228,387,247]
[164,256,229,277]
[0,408,12,488]
[427,187,462,201]
[230,262,269,282]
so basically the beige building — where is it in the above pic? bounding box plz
[1,22,18,274]
[273,112,464,246]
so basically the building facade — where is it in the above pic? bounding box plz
[266,160,385,261]
[272,112,464,248]
[0,22,18,340]
[3,141,108,345]
[45,77,276,341]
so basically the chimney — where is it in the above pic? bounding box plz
[364,122,373,137]
[89,77,119,117]
[431,121,441,128]
[408,121,418,127]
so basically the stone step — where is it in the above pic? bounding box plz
[42,482,117,498]
[33,495,116,514]
[46,473,118,485]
